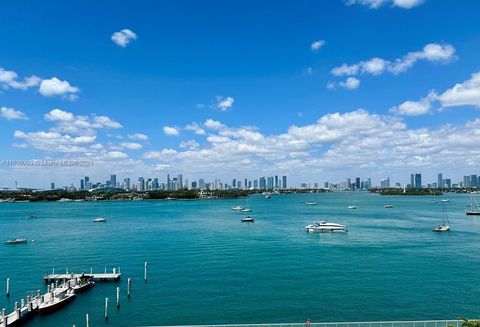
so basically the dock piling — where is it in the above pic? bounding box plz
[127,278,131,297]
[104,297,108,320]
[116,287,120,309]
[144,261,148,282]
[6,278,9,298]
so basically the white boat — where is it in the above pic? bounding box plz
[384,204,394,208]
[305,220,348,233]
[265,195,271,199]
[231,205,245,211]
[4,238,28,244]
[347,205,357,209]
[441,199,449,202]
[306,202,318,205]
[93,217,106,222]
[433,203,450,232]
[39,288,75,314]
[240,208,251,212]
[57,198,73,202]
[241,216,255,223]
[466,193,480,215]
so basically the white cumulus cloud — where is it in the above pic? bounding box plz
[39,77,80,100]
[1,107,28,120]
[163,126,180,136]
[111,29,137,47]
[216,96,234,111]
[311,40,326,52]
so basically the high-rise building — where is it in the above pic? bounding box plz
[410,174,414,188]
[414,173,422,188]
[110,174,117,188]
[259,177,266,189]
[138,177,145,191]
[123,178,130,189]
[176,174,183,190]
[267,176,274,189]
[444,179,451,188]
[80,179,84,190]
[471,175,478,188]
[232,179,236,189]
[347,178,352,190]
[464,175,471,188]
[274,175,279,189]
[244,178,248,190]
[50,182,55,190]
[282,176,287,189]
[191,181,197,189]
[380,177,390,189]
[84,176,90,190]
[254,179,259,189]
[355,177,361,190]
[199,179,205,189]
[437,173,443,188]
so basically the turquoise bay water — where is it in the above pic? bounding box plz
[1,192,480,326]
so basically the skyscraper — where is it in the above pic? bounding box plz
[471,175,478,188]
[80,179,84,190]
[110,174,117,188]
[267,176,274,189]
[410,174,414,188]
[355,177,361,190]
[50,182,55,190]
[123,178,130,189]
[282,175,287,189]
[259,177,266,189]
[138,177,145,191]
[414,173,422,188]
[176,174,183,190]
[437,173,443,188]
[199,179,205,189]
[274,175,278,189]
[84,176,90,190]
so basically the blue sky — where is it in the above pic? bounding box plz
[1,0,480,188]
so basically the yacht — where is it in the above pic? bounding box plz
[4,238,28,244]
[441,199,450,203]
[69,278,95,293]
[241,217,255,223]
[384,204,394,208]
[231,205,245,211]
[57,198,74,202]
[433,203,450,232]
[306,202,318,205]
[265,195,271,199]
[93,217,107,222]
[466,193,480,215]
[240,208,252,212]
[347,205,357,209]
[38,288,75,314]
[305,221,348,233]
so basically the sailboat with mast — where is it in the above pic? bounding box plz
[466,193,480,215]
[433,203,450,232]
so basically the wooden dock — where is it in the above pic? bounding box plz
[43,272,121,283]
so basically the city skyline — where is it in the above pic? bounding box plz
[1,1,480,187]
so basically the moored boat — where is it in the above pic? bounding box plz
[231,205,245,211]
[347,205,357,209]
[306,202,317,205]
[384,204,394,208]
[241,217,255,223]
[93,217,107,222]
[38,288,76,314]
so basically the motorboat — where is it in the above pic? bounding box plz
[231,205,245,211]
[347,205,357,209]
[305,221,348,233]
[241,217,255,223]
[4,238,28,244]
[165,197,177,200]
[240,208,252,212]
[306,202,318,205]
[38,288,76,314]
[57,198,73,202]
[27,215,37,219]
[265,195,271,199]
[69,278,95,293]
[384,204,394,208]
[93,217,107,222]
[441,199,449,202]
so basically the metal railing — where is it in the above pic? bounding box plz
[144,320,467,327]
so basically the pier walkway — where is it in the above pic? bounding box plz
[43,272,121,283]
